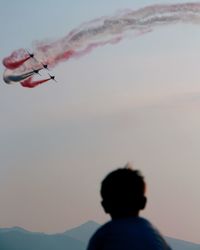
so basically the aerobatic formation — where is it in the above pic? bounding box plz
[2,2,200,88]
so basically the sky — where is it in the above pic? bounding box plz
[0,0,200,244]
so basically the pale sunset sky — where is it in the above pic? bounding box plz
[0,0,200,244]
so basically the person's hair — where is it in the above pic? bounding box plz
[100,165,146,217]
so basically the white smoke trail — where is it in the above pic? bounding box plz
[3,3,200,86]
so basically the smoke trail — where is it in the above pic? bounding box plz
[3,2,200,87]
[20,77,50,88]
[3,70,35,84]
[3,55,30,70]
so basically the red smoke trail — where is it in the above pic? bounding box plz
[46,49,75,67]
[3,49,30,70]
[20,77,50,88]
[3,56,30,70]
[3,2,200,88]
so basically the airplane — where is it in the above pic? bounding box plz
[48,73,57,82]
[41,63,49,70]
[32,68,42,75]
[26,49,34,58]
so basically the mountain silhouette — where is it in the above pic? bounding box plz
[0,226,30,234]
[0,221,199,250]
[165,236,200,250]
[64,220,100,242]
[0,230,85,250]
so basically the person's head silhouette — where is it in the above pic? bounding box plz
[100,165,147,219]
[87,164,172,250]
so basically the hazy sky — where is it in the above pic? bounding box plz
[0,0,200,244]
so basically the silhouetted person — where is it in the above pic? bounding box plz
[87,165,172,250]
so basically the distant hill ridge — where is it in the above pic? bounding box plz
[64,220,100,242]
[0,221,199,250]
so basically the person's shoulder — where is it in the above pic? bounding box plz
[136,217,162,235]
[87,221,113,250]
[135,217,158,229]
[138,217,172,250]
[136,216,152,224]
[91,220,113,237]
[91,217,153,237]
